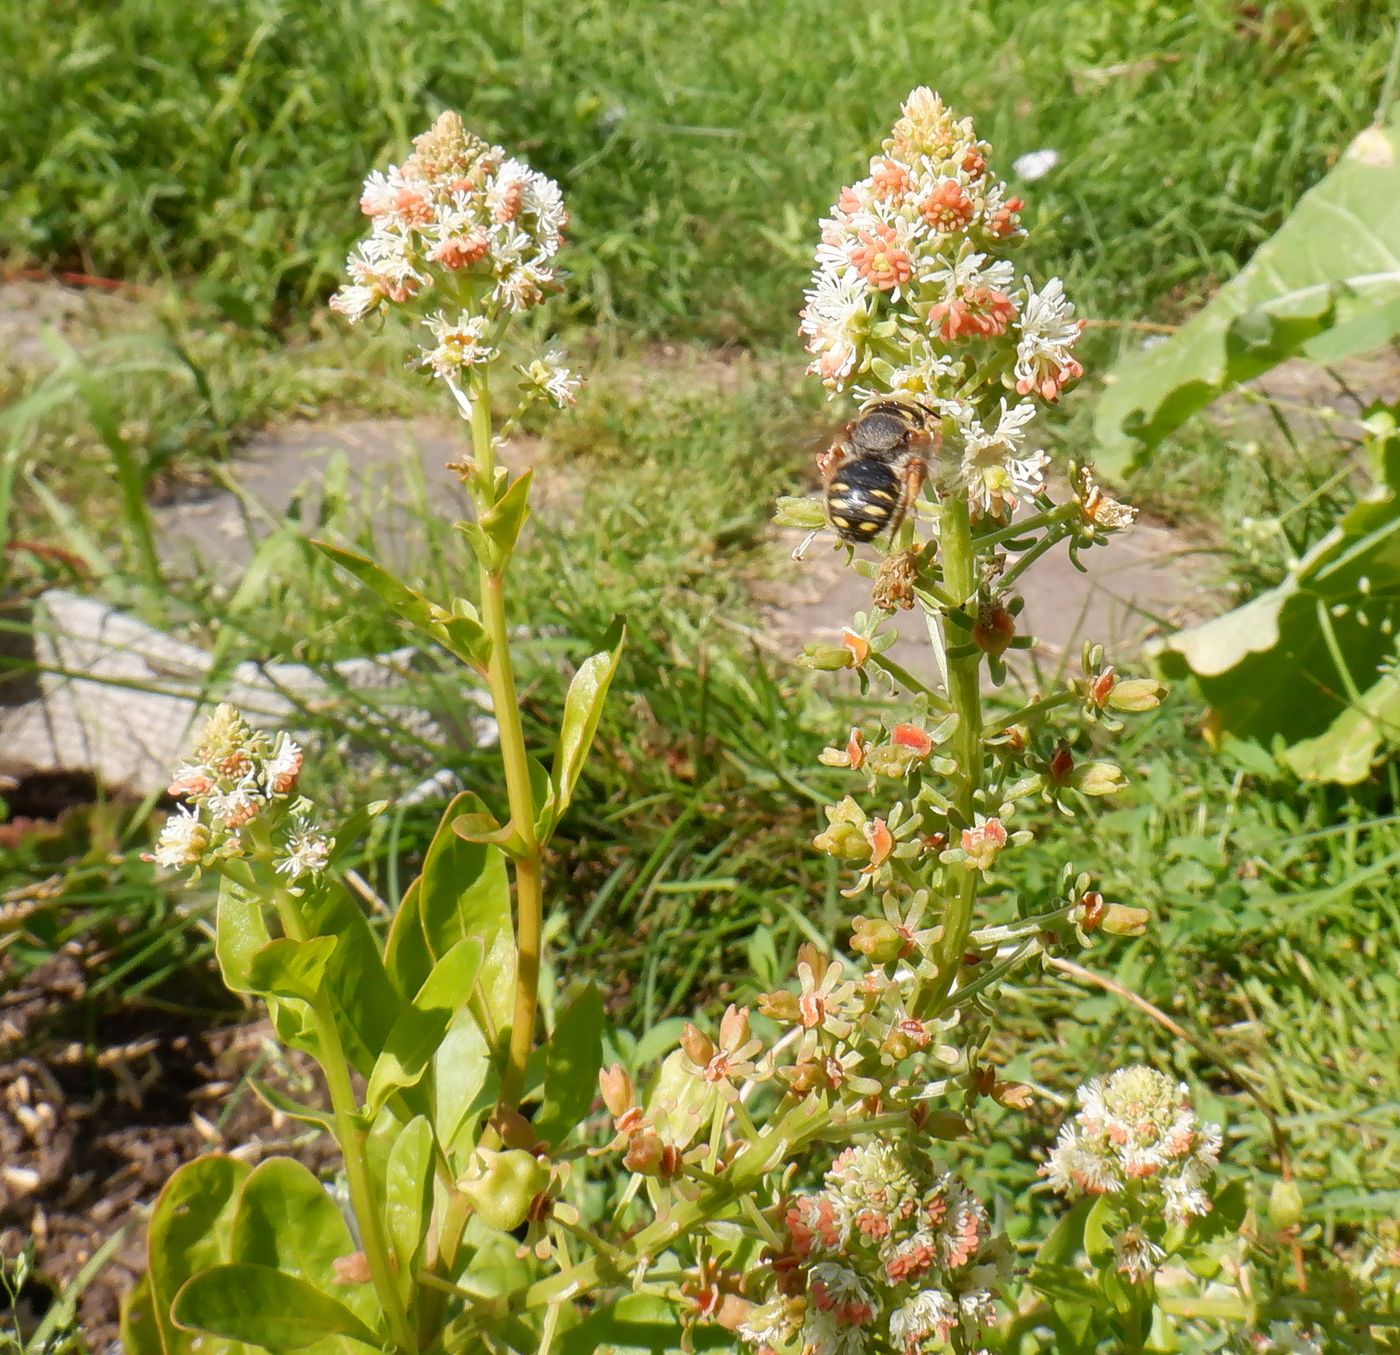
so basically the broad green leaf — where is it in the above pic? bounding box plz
[433,1008,494,1162]
[1083,1195,1116,1264]
[1033,1197,1094,1269]
[172,1264,379,1350]
[1095,111,1400,474]
[551,621,626,825]
[365,938,487,1115]
[147,1156,251,1355]
[247,936,337,1004]
[302,880,402,1076]
[383,877,431,1000]
[414,792,515,1035]
[384,1117,434,1303]
[118,1277,162,1355]
[533,981,605,1149]
[215,874,273,995]
[1155,438,1400,782]
[229,1158,374,1334]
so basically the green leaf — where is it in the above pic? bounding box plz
[1155,441,1400,782]
[1034,1196,1094,1268]
[247,1079,334,1134]
[1083,1195,1116,1264]
[147,1156,251,1355]
[215,875,273,995]
[433,1008,494,1162]
[414,793,515,1035]
[172,1265,379,1350]
[365,937,487,1117]
[533,981,605,1148]
[385,1117,434,1302]
[118,1277,162,1355]
[1095,111,1400,473]
[480,469,533,560]
[557,1292,733,1354]
[246,937,337,1004]
[313,538,490,668]
[229,1159,367,1326]
[552,621,626,826]
[383,877,431,1001]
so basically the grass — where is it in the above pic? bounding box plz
[3,0,1392,345]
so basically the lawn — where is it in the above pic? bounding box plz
[3,0,1400,1348]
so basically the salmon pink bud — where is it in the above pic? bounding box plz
[598,1063,634,1119]
[680,1022,716,1069]
[623,1130,665,1175]
[972,603,1016,657]
[1088,667,1117,709]
[890,723,933,759]
[862,818,894,872]
[840,628,871,667]
[719,1003,750,1051]
[960,815,1007,871]
[1077,890,1106,933]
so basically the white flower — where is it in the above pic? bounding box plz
[522,350,580,408]
[889,1288,958,1352]
[1014,277,1084,401]
[420,312,498,378]
[262,736,303,796]
[922,251,1014,298]
[956,399,1047,514]
[275,824,332,880]
[207,781,263,830]
[800,1310,868,1355]
[153,805,210,869]
[1113,1227,1166,1283]
[1012,148,1060,181]
[801,270,870,387]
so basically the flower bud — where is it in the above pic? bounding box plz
[850,916,907,964]
[1101,903,1150,936]
[680,1022,716,1069]
[1069,761,1126,796]
[598,1063,634,1119]
[1268,1178,1304,1231]
[840,628,871,667]
[458,1148,550,1233]
[798,643,855,671]
[623,1129,665,1175]
[882,1029,913,1061]
[758,990,801,1022]
[866,743,920,778]
[719,1004,750,1052]
[773,496,827,529]
[862,818,895,872]
[972,603,1016,657]
[1107,677,1166,713]
[1047,741,1074,786]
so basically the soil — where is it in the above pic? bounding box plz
[0,946,334,1350]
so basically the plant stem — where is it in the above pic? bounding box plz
[467,371,544,1116]
[269,887,416,1353]
[919,496,983,1016]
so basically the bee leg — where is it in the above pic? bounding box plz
[887,457,927,536]
[816,429,852,483]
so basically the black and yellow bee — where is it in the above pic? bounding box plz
[819,399,932,545]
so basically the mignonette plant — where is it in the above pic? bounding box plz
[123,98,1352,1355]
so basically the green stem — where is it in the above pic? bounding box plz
[983,688,1079,737]
[997,524,1071,592]
[467,370,544,1117]
[269,886,416,1353]
[919,496,983,1016]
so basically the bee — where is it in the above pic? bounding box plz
[819,398,933,545]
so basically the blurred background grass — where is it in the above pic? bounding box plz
[4,0,1400,1338]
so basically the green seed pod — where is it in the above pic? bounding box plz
[1268,1178,1304,1232]
[1107,678,1166,713]
[458,1148,550,1233]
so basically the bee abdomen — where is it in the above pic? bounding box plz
[826,457,901,543]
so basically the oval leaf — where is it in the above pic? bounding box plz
[173,1264,378,1350]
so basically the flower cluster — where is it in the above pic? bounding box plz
[150,704,328,882]
[330,111,576,410]
[799,88,1085,516]
[1045,1066,1223,1230]
[740,1142,1005,1355]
